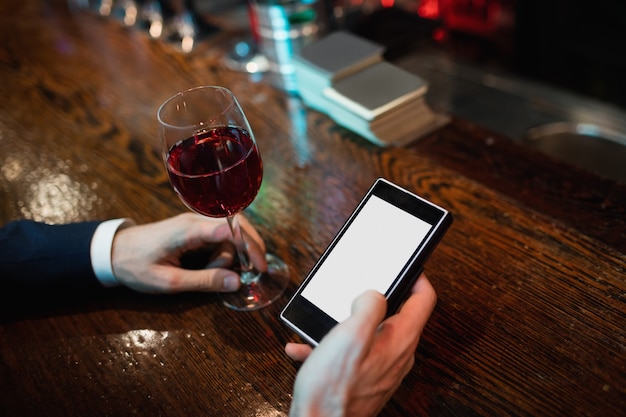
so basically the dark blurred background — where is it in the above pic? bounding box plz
[335,0,626,111]
[189,0,626,181]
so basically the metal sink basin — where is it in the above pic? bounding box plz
[525,122,626,183]
[396,52,626,183]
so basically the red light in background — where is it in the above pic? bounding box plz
[381,0,395,7]
[418,0,441,19]
[432,27,447,42]
[439,0,505,37]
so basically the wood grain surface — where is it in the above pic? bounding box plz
[1,1,624,416]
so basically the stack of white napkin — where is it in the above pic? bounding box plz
[293,31,448,147]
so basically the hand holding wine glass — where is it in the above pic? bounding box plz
[158,86,289,311]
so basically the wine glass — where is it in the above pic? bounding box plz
[158,85,289,311]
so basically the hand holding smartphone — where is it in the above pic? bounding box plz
[280,178,452,346]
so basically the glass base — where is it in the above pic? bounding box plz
[220,253,289,311]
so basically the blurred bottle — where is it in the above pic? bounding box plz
[251,0,330,92]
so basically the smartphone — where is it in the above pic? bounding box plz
[280,178,453,346]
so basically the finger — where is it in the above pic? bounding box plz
[350,289,387,328]
[205,242,235,268]
[203,215,268,272]
[242,231,268,272]
[172,215,232,251]
[238,217,268,272]
[370,274,437,359]
[286,293,389,365]
[395,273,437,331]
[162,267,241,293]
[238,215,266,253]
[285,342,313,361]
[181,215,267,273]
[324,290,387,354]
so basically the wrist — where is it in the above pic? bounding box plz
[90,218,135,287]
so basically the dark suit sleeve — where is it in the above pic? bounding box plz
[0,220,104,289]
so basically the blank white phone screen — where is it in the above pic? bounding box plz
[301,195,432,323]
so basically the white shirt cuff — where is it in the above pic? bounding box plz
[90,218,135,287]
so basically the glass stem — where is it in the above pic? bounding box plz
[227,214,259,285]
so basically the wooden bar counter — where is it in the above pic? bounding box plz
[1,1,624,416]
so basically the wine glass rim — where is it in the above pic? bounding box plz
[157,85,238,128]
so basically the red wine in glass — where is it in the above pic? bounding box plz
[166,126,263,217]
[158,85,289,311]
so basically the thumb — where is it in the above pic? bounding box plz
[327,290,387,349]
[350,290,387,328]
